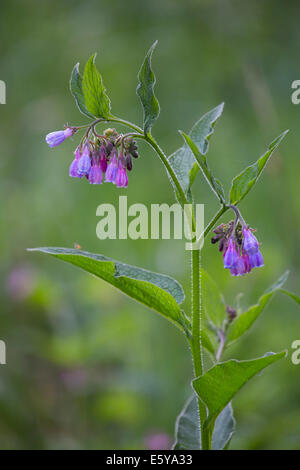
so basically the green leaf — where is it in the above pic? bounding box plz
[226,271,290,344]
[200,329,216,357]
[212,401,235,450]
[230,130,289,205]
[201,269,226,329]
[193,352,286,430]
[169,103,224,200]
[173,395,235,450]
[29,247,189,333]
[180,130,225,204]
[279,289,300,305]
[136,41,160,135]
[69,63,95,119]
[82,54,111,118]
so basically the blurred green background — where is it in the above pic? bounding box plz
[0,0,300,450]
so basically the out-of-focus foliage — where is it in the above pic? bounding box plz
[0,0,300,450]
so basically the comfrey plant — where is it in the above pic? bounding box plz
[30,42,300,450]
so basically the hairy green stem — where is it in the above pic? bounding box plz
[141,132,211,447]
[191,204,228,449]
[203,205,228,238]
[190,207,228,450]
[227,204,247,226]
[144,134,190,209]
[191,248,211,449]
[102,116,144,134]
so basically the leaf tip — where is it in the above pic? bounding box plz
[86,53,98,67]
[265,350,287,360]
[279,129,289,142]
[178,129,188,140]
[151,39,158,50]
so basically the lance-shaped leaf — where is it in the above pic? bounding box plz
[201,269,226,329]
[226,271,300,345]
[136,41,160,135]
[180,130,225,204]
[173,394,235,450]
[200,329,216,357]
[29,247,189,333]
[279,289,300,305]
[230,130,289,205]
[70,63,95,119]
[169,103,224,201]
[193,351,286,431]
[82,54,111,118]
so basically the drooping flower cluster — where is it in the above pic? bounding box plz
[212,217,264,276]
[45,127,139,188]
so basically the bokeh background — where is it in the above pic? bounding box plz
[0,0,300,450]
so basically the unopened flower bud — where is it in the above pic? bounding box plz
[125,154,133,171]
[226,305,237,322]
[46,127,74,148]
